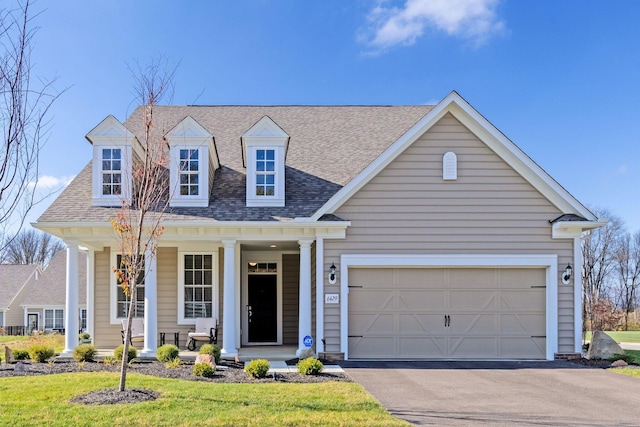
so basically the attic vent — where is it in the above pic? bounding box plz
[443,152,457,180]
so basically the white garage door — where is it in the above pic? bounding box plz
[348,267,546,359]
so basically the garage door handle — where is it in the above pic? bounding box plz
[444,315,450,327]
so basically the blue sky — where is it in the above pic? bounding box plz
[21,0,640,232]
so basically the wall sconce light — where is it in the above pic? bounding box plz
[562,263,573,285]
[328,263,337,285]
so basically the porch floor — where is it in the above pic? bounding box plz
[92,345,298,362]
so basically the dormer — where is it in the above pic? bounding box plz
[86,115,143,207]
[166,116,219,207]
[241,116,289,207]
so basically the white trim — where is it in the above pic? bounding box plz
[245,145,286,207]
[312,91,596,222]
[241,251,283,345]
[574,236,584,353]
[315,237,324,353]
[0,310,4,328]
[177,251,220,325]
[339,254,558,361]
[552,220,609,239]
[86,249,95,339]
[109,250,145,325]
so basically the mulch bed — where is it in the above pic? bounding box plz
[0,358,350,405]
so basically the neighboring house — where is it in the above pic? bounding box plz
[20,250,87,334]
[35,91,605,360]
[0,264,41,333]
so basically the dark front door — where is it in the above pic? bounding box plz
[247,274,277,342]
[27,313,38,334]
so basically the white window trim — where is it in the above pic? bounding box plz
[245,144,285,207]
[177,251,219,325]
[339,254,558,361]
[0,310,4,328]
[109,251,145,325]
[91,144,133,207]
[169,144,211,207]
[44,308,65,330]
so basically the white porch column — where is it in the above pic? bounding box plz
[315,237,324,354]
[86,249,95,341]
[221,239,238,358]
[297,239,313,356]
[61,242,79,357]
[141,246,158,357]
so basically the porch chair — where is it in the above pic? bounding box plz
[186,317,218,350]
[121,318,145,346]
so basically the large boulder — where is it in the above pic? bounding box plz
[587,331,624,359]
[4,346,11,364]
[195,354,216,370]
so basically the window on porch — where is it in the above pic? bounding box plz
[115,254,145,318]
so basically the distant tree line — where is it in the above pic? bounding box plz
[583,207,640,334]
[0,228,64,267]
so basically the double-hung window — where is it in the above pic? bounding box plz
[255,149,276,196]
[102,148,122,196]
[115,254,145,318]
[179,149,200,196]
[44,309,64,330]
[178,252,217,323]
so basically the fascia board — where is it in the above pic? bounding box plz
[552,219,609,238]
[312,91,597,222]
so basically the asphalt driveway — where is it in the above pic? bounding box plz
[341,361,640,426]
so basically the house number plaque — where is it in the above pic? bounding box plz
[325,294,339,304]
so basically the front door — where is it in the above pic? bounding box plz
[248,274,277,342]
[27,313,38,334]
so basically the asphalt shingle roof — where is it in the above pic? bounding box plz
[20,250,87,306]
[0,264,38,308]
[38,105,433,223]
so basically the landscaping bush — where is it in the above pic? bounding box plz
[609,353,636,364]
[297,357,324,375]
[114,344,137,362]
[156,344,180,362]
[245,359,270,378]
[79,332,91,340]
[198,343,221,363]
[193,362,215,378]
[28,344,55,363]
[13,348,30,360]
[73,344,97,362]
[165,357,182,369]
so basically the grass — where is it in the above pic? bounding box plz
[0,334,64,353]
[0,372,407,426]
[584,331,640,343]
[610,367,640,379]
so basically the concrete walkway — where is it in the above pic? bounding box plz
[342,360,640,426]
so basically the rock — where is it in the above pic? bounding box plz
[195,354,216,369]
[298,348,315,360]
[611,359,628,368]
[4,346,11,364]
[587,331,624,359]
[14,362,29,372]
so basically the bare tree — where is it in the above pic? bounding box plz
[0,1,60,246]
[582,208,624,334]
[613,231,640,330]
[1,228,63,266]
[113,59,176,392]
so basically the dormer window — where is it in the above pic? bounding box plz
[242,116,289,207]
[86,115,142,207]
[102,148,122,196]
[166,116,219,207]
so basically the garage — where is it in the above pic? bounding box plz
[347,267,547,360]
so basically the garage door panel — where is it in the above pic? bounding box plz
[449,269,496,288]
[499,269,546,289]
[450,290,496,311]
[450,314,497,335]
[500,337,546,358]
[400,337,446,358]
[500,290,545,311]
[349,337,396,358]
[349,313,394,335]
[449,337,498,358]
[399,290,446,310]
[349,290,393,311]
[349,269,394,288]
[400,314,444,334]
[500,314,545,335]
[398,268,446,288]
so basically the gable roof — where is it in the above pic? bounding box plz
[0,264,39,309]
[38,105,432,223]
[312,91,598,222]
[20,250,87,307]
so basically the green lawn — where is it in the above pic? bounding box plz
[0,372,408,426]
[584,331,640,343]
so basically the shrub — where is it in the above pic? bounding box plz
[157,344,180,362]
[13,348,30,360]
[73,344,97,362]
[102,356,117,366]
[28,344,55,363]
[79,332,91,340]
[245,359,270,378]
[193,362,215,378]
[609,353,636,364]
[199,344,221,363]
[114,344,137,362]
[165,357,182,369]
[297,357,324,375]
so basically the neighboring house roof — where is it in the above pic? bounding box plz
[0,264,40,309]
[38,105,432,223]
[20,250,87,307]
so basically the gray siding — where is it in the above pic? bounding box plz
[282,254,299,344]
[325,113,574,354]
